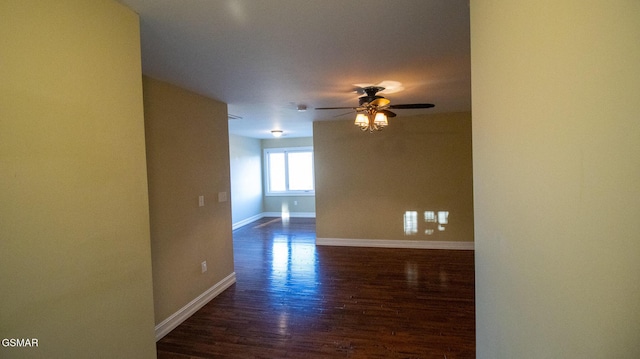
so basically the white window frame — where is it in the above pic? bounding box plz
[264,147,315,196]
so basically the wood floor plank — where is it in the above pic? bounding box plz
[157,217,475,358]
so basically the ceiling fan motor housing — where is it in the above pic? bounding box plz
[358,86,385,106]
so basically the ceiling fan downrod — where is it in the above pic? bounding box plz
[358,86,386,106]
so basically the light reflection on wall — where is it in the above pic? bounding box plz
[404,210,450,236]
[403,211,418,235]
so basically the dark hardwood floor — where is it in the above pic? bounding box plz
[156,217,475,358]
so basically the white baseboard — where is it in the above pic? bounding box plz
[262,211,316,218]
[316,237,474,250]
[233,212,316,229]
[232,213,264,230]
[154,272,237,341]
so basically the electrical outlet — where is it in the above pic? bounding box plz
[198,195,205,207]
[201,261,207,273]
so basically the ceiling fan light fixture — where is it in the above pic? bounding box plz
[374,112,388,127]
[354,113,368,127]
[271,130,283,137]
[354,111,387,132]
[316,86,434,133]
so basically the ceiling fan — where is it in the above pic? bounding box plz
[315,86,435,132]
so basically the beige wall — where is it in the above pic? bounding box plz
[229,134,264,223]
[0,1,156,357]
[143,77,234,324]
[313,112,473,242]
[472,0,640,357]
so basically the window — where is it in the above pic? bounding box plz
[264,147,315,196]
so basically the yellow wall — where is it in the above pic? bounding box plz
[0,1,156,357]
[471,0,640,357]
[143,77,234,324]
[313,112,473,242]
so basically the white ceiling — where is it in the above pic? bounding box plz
[118,0,471,138]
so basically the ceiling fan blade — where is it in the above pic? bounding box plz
[379,109,397,118]
[315,106,358,110]
[388,103,435,109]
[333,111,355,118]
[369,98,391,107]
